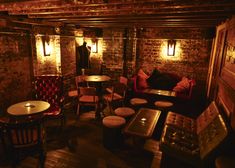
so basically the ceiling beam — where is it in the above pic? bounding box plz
[7,2,235,15]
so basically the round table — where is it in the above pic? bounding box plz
[83,75,111,119]
[7,100,50,116]
[84,75,111,82]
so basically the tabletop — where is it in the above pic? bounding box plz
[84,75,111,82]
[123,108,161,138]
[7,100,50,116]
[142,88,176,97]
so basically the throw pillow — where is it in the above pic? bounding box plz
[137,75,149,90]
[173,77,191,92]
[152,73,178,90]
[146,68,162,88]
[137,69,149,79]
[136,69,149,90]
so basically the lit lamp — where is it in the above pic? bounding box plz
[167,39,176,56]
[91,39,98,53]
[42,35,51,56]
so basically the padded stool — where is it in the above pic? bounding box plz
[114,107,135,120]
[154,101,173,108]
[154,101,173,114]
[102,116,126,148]
[215,156,235,168]
[130,98,148,106]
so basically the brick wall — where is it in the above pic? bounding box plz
[135,28,212,99]
[0,33,32,110]
[34,35,61,75]
[60,36,76,106]
[102,28,125,81]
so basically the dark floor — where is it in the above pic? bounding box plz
[0,93,207,168]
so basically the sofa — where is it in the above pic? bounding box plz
[132,68,196,99]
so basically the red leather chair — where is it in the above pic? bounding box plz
[33,75,65,128]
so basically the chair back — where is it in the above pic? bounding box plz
[1,116,46,167]
[110,82,127,101]
[4,117,45,148]
[75,75,88,88]
[78,87,97,96]
[34,75,63,108]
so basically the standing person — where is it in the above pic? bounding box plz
[76,41,91,75]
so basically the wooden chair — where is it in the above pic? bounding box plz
[33,75,65,128]
[103,82,127,113]
[1,116,46,168]
[75,75,88,88]
[77,87,99,116]
[106,76,128,94]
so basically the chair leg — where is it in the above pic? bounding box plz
[108,102,113,114]
[39,150,46,168]
[60,114,66,129]
[77,104,80,116]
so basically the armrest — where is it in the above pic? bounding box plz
[131,76,143,93]
[176,79,196,100]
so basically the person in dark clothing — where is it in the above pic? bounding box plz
[76,41,91,75]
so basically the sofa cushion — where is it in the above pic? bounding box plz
[173,77,191,92]
[147,70,178,90]
[137,68,149,79]
[136,69,149,89]
[137,75,149,90]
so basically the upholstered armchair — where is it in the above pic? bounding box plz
[33,75,65,128]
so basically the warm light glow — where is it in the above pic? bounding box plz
[160,40,182,61]
[91,40,98,53]
[141,118,146,122]
[167,40,176,56]
[25,103,31,107]
[35,35,61,74]
[44,41,51,56]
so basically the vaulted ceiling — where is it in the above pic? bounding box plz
[0,0,235,31]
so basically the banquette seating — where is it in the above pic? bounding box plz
[160,101,229,167]
[132,68,196,100]
[33,75,65,128]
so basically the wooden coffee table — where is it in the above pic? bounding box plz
[123,108,161,138]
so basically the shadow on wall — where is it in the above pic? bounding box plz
[88,57,103,75]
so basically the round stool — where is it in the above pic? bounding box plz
[102,116,126,148]
[130,98,148,106]
[114,107,135,120]
[154,101,173,108]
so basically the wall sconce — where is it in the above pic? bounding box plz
[42,35,51,56]
[167,39,176,56]
[91,39,98,53]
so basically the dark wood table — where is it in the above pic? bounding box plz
[84,75,111,118]
[123,108,161,138]
[84,75,111,83]
[142,89,176,97]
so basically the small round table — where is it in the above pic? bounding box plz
[84,75,111,83]
[84,75,111,119]
[7,100,50,117]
